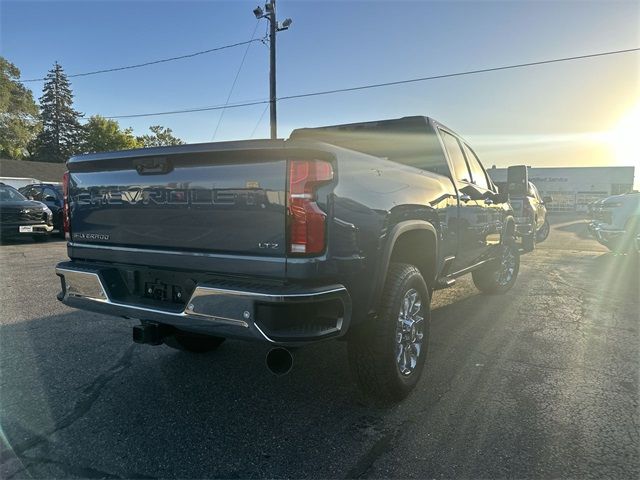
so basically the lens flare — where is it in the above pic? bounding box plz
[607,102,640,170]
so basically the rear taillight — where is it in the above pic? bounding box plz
[288,160,334,255]
[62,171,71,240]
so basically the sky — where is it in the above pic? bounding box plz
[1,0,639,179]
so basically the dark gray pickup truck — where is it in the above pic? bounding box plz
[56,116,521,402]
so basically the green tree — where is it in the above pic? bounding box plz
[0,57,40,159]
[136,125,184,147]
[82,115,140,153]
[33,62,83,162]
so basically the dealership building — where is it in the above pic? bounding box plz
[487,166,636,212]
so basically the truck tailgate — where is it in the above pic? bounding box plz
[67,144,288,273]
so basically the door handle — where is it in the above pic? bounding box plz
[459,194,471,202]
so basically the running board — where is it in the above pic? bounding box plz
[435,276,456,289]
[435,256,456,289]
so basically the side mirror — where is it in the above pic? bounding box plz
[44,195,57,203]
[506,165,528,196]
[543,196,553,204]
[459,184,484,201]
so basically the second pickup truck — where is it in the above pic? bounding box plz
[56,116,522,402]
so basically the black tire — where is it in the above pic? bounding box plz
[348,263,431,404]
[522,233,535,252]
[163,331,225,353]
[472,243,520,294]
[536,218,550,243]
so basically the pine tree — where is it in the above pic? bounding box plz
[33,62,83,162]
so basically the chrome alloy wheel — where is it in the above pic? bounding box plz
[395,288,425,376]
[496,246,517,286]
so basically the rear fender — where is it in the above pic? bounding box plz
[370,220,438,312]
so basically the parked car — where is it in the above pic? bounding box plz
[510,181,551,250]
[19,183,64,237]
[0,176,41,189]
[55,116,526,402]
[586,198,605,236]
[588,191,639,254]
[495,180,551,250]
[0,183,53,241]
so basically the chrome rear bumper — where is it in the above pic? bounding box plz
[56,264,352,346]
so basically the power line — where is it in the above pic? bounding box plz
[212,21,261,141]
[250,104,270,138]
[106,99,270,119]
[104,47,639,120]
[277,47,640,102]
[20,38,264,83]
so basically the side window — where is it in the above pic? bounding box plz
[462,144,489,190]
[440,130,471,183]
[43,187,58,200]
[25,187,42,200]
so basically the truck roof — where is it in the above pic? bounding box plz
[291,115,439,137]
[290,116,451,176]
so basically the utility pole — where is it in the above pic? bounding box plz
[253,1,292,139]
[268,0,277,140]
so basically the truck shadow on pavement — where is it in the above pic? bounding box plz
[1,292,492,478]
[2,250,638,478]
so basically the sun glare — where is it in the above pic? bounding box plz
[608,102,640,169]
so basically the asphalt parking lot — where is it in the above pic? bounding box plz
[1,215,638,479]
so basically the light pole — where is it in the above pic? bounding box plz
[253,1,292,139]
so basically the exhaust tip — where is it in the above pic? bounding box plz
[266,347,293,376]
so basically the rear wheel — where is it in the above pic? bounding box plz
[536,218,550,243]
[163,331,225,353]
[472,243,520,294]
[348,263,430,404]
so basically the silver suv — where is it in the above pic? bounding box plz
[589,192,640,253]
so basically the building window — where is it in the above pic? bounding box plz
[611,184,632,195]
[545,191,576,212]
[576,192,608,212]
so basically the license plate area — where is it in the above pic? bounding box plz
[19,225,33,233]
[143,279,186,304]
[101,267,197,310]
